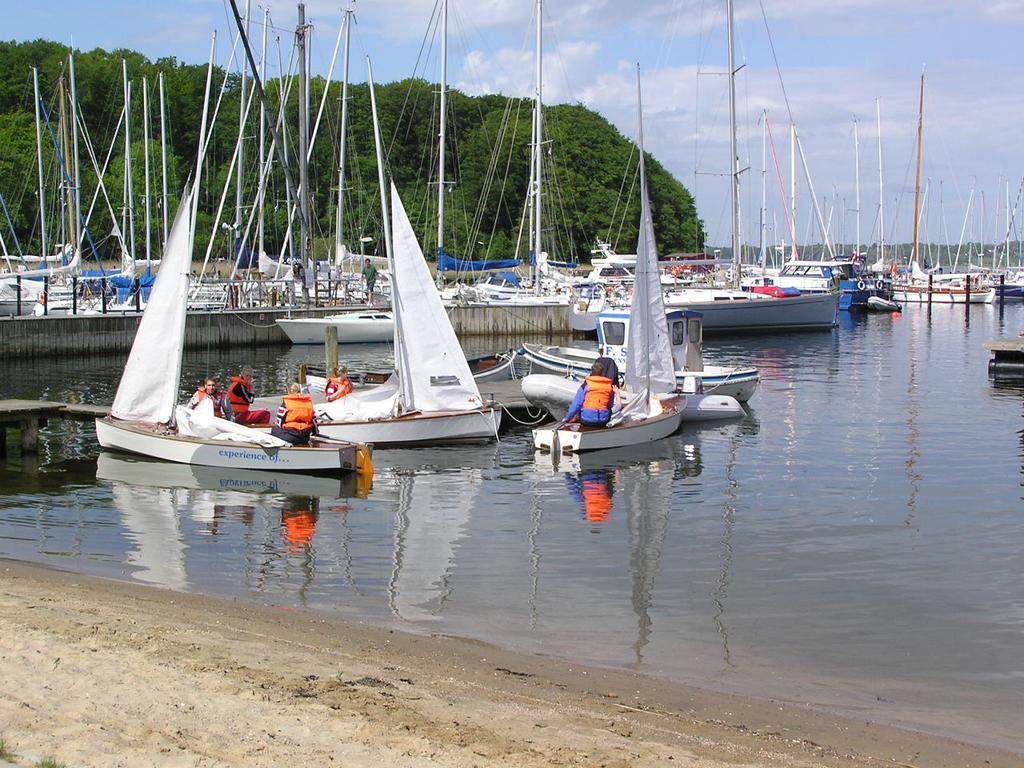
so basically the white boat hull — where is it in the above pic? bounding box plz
[892,286,994,304]
[521,344,759,402]
[276,312,394,344]
[316,407,502,446]
[95,417,363,474]
[663,291,838,331]
[521,374,743,422]
[533,398,686,454]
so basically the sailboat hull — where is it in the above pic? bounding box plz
[276,312,394,344]
[533,399,685,454]
[521,344,759,401]
[663,291,839,331]
[315,407,502,447]
[95,417,364,474]
[522,374,744,422]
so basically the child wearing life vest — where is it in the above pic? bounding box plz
[324,366,353,402]
[564,361,615,427]
[271,383,318,445]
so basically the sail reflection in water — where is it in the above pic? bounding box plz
[95,453,364,588]
[379,448,498,622]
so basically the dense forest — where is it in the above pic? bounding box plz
[0,39,705,269]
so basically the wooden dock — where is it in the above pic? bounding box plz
[0,400,108,456]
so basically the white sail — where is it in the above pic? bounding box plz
[110,185,194,424]
[625,83,675,401]
[389,182,482,413]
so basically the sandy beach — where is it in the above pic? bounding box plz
[0,559,1015,768]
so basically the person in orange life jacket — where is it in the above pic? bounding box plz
[324,366,353,402]
[564,361,615,427]
[271,382,318,445]
[187,377,233,420]
[228,365,272,425]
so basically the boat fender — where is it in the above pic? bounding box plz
[875,279,885,290]
[856,279,867,291]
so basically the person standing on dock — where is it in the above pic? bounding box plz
[228,366,272,426]
[362,258,378,304]
[271,383,318,446]
[188,378,233,421]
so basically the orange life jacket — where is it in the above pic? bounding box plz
[193,388,225,419]
[582,375,613,410]
[325,375,353,402]
[227,375,252,413]
[278,393,315,432]
[579,375,613,425]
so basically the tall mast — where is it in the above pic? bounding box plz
[789,123,797,261]
[533,0,543,293]
[876,98,884,266]
[59,76,73,257]
[142,76,152,268]
[336,5,353,266]
[727,0,741,285]
[158,72,169,249]
[258,6,269,258]
[123,60,136,262]
[911,73,924,267]
[68,53,82,258]
[32,67,48,260]
[853,117,861,260]
[436,0,448,284]
[636,63,650,394]
[297,2,311,290]
[759,110,767,269]
[234,0,251,261]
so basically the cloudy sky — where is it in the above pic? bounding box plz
[11,0,1024,249]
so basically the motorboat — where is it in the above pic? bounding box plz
[522,308,760,402]
[276,310,394,344]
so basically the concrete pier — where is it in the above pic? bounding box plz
[0,304,570,359]
[985,338,1024,378]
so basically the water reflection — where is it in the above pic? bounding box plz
[379,447,498,622]
[94,452,361,588]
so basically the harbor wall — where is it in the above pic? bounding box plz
[0,304,569,359]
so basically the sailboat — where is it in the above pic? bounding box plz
[95,184,374,476]
[534,69,686,454]
[892,74,994,305]
[313,183,503,445]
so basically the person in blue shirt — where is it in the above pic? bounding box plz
[564,361,615,427]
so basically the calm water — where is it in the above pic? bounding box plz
[1,306,1022,752]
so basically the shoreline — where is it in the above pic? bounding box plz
[0,559,1016,768]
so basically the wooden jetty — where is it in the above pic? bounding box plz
[0,400,108,456]
[985,338,1024,378]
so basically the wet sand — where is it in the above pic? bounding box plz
[0,559,1015,768]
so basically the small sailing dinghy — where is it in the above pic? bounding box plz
[312,183,502,446]
[95,185,374,476]
[534,70,685,454]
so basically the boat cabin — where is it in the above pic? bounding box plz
[595,309,704,376]
[773,259,855,292]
